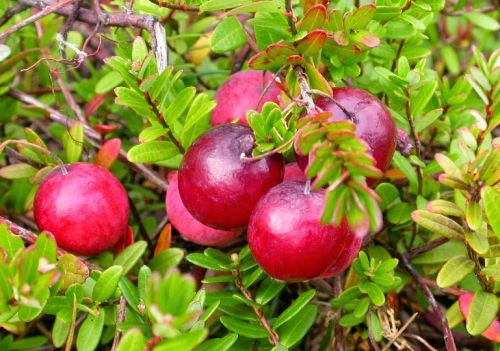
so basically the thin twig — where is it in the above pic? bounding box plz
[110,297,127,351]
[406,237,449,258]
[51,69,86,123]
[0,4,28,27]
[8,89,169,191]
[396,252,457,351]
[0,0,79,41]
[333,276,345,351]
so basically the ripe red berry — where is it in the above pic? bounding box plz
[34,163,129,256]
[248,181,352,281]
[211,70,281,126]
[320,233,363,278]
[284,162,307,182]
[178,124,284,230]
[297,87,396,184]
[166,172,240,246]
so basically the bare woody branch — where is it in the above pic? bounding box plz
[8,88,169,191]
[7,0,168,72]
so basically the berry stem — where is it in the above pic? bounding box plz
[240,138,293,161]
[0,139,68,175]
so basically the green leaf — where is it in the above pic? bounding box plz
[163,87,196,127]
[274,290,316,329]
[353,297,370,318]
[441,46,460,75]
[339,312,365,327]
[113,241,147,274]
[211,16,247,53]
[412,241,467,264]
[201,0,248,11]
[359,281,385,306]
[0,224,23,259]
[194,334,238,351]
[410,81,437,117]
[132,36,148,62]
[220,316,269,338]
[95,71,123,94]
[10,336,47,350]
[411,210,464,239]
[52,315,70,348]
[0,163,38,179]
[436,256,475,288]
[350,4,376,29]
[465,226,489,255]
[117,329,147,351]
[255,278,285,305]
[482,186,500,238]
[92,266,123,303]
[375,183,400,210]
[63,121,84,163]
[466,291,499,335]
[35,233,57,263]
[148,248,184,274]
[464,13,500,31]
[76,309,105,351]
[186,253,228,271]
[415,108,443,132]
[446,301,465,329]
[278,305,318,348]
[127,141,179,163]
[392,152,418,194]
[155,329,208,351]
[114,87,155,122]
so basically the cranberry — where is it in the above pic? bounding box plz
[320,233,363,278]
[178,124,284,230]
[297,87,396,185]
[211,70,281,126]
[284,162,307,182]
[34,163,129,256]
[166,172,240,246]
[248,181,352,281]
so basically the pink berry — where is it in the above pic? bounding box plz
[166,172,240,247]
[284,162,307,182]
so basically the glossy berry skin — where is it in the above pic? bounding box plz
[211,70,281,126]
[178,124,284,230]
[316,87,396,175]
[297,87,396,185]
[320,232,363,278]
[284,162,307,182]
[248,181,352,281]
[34,163,129,256]
[166,172,240,246]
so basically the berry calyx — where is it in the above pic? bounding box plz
[178,124,284,230]
[34,163,129,256]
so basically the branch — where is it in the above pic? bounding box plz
[110,297,127,351]
[396,252,457,351]
[0,4,28,27]
[150,0,200,12]
[16,0,168,73]
[294,65,317,114]
[0,0,79,41]
[8,88,169,191]
[406,237,449,259]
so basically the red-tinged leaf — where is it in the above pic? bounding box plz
[93,124,120,137]
[350,31,380,48]
[303,0,328,13]
[114,226,135,256]
[95,138,121,169]
[248,43,297,70]
[297,30,328,56]
[154,224,172,256]
[305,62,333,95]
[459,292,500,342]
[332,31,348,46]
[85,93,109,118]
[350,3,376,29]
[328,9,343,32]
[297,4,328,32]
[287,55,306,65]
[384,168,407,180]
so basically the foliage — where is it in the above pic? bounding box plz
[0,0,499,350]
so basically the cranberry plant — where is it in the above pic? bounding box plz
[0,0,499,350]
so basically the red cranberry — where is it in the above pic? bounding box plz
[178,124,284,230]
[34,163,129,256]
[248,181,352,281]
[284,162,307,182]
[166,172,240,246]
[320,233,362,278]
[211,70,281,126]
[298,87,396,184]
